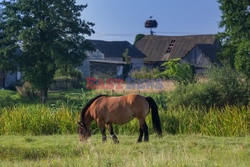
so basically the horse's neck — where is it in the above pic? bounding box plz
[84,110,93,129]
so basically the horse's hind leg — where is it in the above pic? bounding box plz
[107,124,119,143]
[137,119,145,143]
[143,122,149,142]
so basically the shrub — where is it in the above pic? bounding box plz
[157,58,195,85]
[167,83,221,108]
[130,67,160,80]
[15,82,37,99]
[167,65,249,108]
[55,68,83,81]
[206,65,249,106]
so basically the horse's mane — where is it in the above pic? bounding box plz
[80,95,109,123]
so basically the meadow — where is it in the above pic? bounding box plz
[0,79,249,166]
[0,134,249,167]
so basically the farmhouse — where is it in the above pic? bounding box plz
[0,70,22,88]
[134,34,220,73]
[89,60,127,79]
[79,40,146,78]
[0,48,22,88]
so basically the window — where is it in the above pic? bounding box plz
[166,47,172,53]
[165,40,176,53]
[170,40,176,43]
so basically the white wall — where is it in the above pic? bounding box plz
[5,71,18,87]
[79,50,105,77]
[79,49,145,78]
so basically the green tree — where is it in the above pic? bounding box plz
[0,4,20,82]
[133,34,145,45]
[122,48,131,80]
[217,0,250,75]
[157,58,195,85]
[122,48,130,64]
[234,41,250,77]
[0,0,94,103]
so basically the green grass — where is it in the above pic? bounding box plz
[0,90,23,108]
[0,134,249,167]
[0,88,96,109]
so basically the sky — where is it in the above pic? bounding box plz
[78,0,223,44]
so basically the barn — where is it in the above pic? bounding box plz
[134,34,220,73]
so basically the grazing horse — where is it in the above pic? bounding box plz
[78,94,162,143]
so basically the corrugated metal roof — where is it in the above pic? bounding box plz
[134,34,217,62]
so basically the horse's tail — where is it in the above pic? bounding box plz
[145,96,162,137]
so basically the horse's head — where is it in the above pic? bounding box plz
[78,122,91,141]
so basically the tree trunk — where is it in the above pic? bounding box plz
[0,71,6,88]
[40,88,48,104]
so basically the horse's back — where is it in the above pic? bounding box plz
[108,94,150,123]
[90,94,150,124]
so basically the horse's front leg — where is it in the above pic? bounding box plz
[107,124,119,143]
[98,121,107,142]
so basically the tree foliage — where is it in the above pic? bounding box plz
[122,48,131,80]
[133,34,145,45]
[234,40,250,77]
[0,0,94,103]
[157,58,195,85]
[0,4,19,72]
[217,0,250,76]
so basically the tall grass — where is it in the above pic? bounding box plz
[0,104,249,137]
[0,105,78,135]
[161,106,249,136]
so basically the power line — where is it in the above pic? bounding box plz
[156,31,203,35]
[93,31,210,37]
[94,32,137,37]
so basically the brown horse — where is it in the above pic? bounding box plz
[78,94,162,143]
